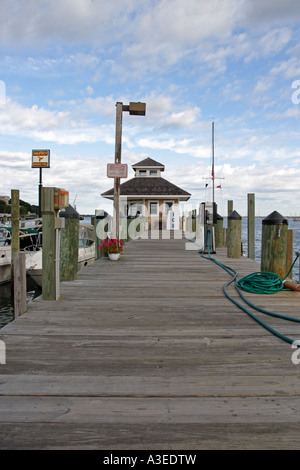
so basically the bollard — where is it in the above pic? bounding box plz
[215,214,224,248]
[59,205,80,281]
[261,211,288,279]
[227,210,242,258]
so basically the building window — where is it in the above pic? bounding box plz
[150,170,157,176]
[138,170,147,176]
[149,201,158,216]
[128,201,144,217]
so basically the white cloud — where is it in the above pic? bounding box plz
[0,98,116,144]
[271,57,300,78]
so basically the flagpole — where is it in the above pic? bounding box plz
[212,120,214,204]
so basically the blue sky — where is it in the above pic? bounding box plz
[1,0,300,217]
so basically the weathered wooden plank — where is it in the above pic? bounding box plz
[1,238,300,449]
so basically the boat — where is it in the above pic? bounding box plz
[26,223,95,287]
[0,244,11,285]
[293,217,300,221]
[77,224,96,270]
[0,224,42,285]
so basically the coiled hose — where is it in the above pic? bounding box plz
[199,230,300,345]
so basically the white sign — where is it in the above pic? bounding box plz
[32,149,50,168]
[107,163,128,178]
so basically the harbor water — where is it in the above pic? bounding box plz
[0,217,299,329]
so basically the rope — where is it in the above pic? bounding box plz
[199,230,300,345]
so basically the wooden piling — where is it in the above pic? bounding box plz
[261,211,288,279]
[60,206,80,281]
[13,252,27,318]
[286,229,293,278]
[215,214,224,248]
[247,193,255,260]
[41,187,56,301]
[227,210,242,258]
[227,200,233,217]
[10,190,20,284]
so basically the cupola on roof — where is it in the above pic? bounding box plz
[132,157,165,171]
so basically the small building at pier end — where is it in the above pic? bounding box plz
[101,157,191,232]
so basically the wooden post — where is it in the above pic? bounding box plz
[247,193,255,260]
[11,189,20,284]
[215,214,224,248]
[42,187,56,300]
[113,102,123,240]
[13,252,27,318]
[261,211,288,279]
[286,229,293,279]
[227,200,233,217]
[60,206,79,281]
[227,210,242,258]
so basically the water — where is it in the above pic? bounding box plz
[239,217,300,282]
[0,217,299,329]
[0,276,41,329]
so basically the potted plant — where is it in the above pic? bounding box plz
[99,238,124,260]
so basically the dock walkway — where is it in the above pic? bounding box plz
[1,237,300,449]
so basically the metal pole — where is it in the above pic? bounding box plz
[39,168,42,218]
[212,121,215,204]
[114,102,123,240]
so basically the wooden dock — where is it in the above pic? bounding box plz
[1,237,300,450]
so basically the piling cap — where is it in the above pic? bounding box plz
[59,204,80,219]
[216,213,223,220]
[228,210,242,220]
[96,210,109,219]
[262,210,288,226]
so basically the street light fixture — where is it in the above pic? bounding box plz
[113,101,146,240]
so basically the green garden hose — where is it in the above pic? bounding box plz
[198,230,300,345]
[236,256,298,295]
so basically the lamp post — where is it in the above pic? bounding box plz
[113,101,146,240]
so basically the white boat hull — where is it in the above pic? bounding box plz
[0,246,11,285]
[26,244,95,287]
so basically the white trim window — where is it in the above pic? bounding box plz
[149,201,159,216]
[128,201,144,217]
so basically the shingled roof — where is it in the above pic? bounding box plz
[101,177,191,200]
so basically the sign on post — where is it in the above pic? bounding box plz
[107,163,128,178]
[32,149,50,168]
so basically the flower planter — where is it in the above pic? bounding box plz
[108,253,120,261]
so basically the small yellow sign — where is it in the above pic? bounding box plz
[32,149,50,168]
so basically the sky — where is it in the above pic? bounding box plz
[1,0,300,218]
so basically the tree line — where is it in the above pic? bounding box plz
[0,199,39,216]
